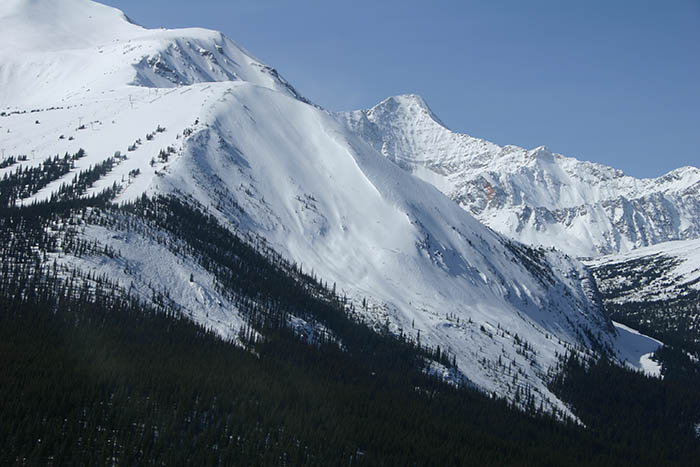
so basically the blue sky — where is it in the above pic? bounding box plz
[102,0,699,178]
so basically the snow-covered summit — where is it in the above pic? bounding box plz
[0,0,141,51]
[369,94,447,128]
[0,0,306,107]
[344,95,700,257]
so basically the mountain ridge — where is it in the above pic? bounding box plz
[343,95,700,258]
[0,0,307,107]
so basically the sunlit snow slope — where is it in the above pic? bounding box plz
[0,0,305,107]
[343,95,700,258]
[0,0,660,411]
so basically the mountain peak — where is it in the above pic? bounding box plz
[385,93,429,108]
[370,94,446,128]
[664,165,700,178]
[0,0,310,107]
[527,145,557,163]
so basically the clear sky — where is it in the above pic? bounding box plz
[102,0,699,178]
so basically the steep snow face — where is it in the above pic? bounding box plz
[343,95,700,258]
[1,0,650,411]
[612,322,662,378]
[0,0,305,107]
[156,83,620,411]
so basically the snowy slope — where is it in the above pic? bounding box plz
[612,321,662,378]
[343,95,700,258]
[0,0,660,410]
[0,0,305,108]
[586,238,700,304]
[585,238,700,351]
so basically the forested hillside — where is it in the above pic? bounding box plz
[2,188,700,465]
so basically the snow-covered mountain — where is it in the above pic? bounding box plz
[0,0,306,107]
[0,0,660,412]
[343,95,700,258]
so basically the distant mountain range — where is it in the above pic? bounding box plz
[343,94,700,258]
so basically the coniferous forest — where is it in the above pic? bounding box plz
[1,155,700,465]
